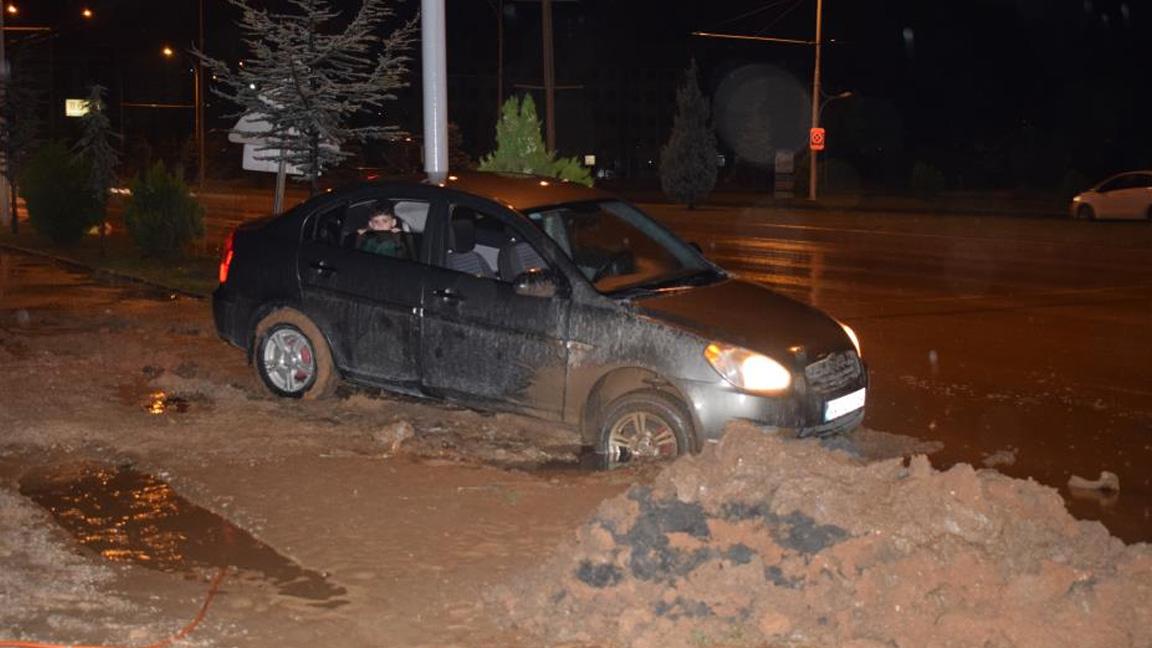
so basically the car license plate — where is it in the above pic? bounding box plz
[824,388,866,422]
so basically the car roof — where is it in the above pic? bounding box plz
[324,171,614,213]
[437,172,613,212]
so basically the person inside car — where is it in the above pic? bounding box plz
[357,204,408,258]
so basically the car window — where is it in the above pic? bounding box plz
[443,204,550,282]
[1100,175,1144,192]
[309,196,429,263]
[527,200,710,294]
[1135,174,1152,189]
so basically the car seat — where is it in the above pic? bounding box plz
[498,238,547,281]
[446,219,496,278]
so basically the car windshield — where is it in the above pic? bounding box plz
[525,200,720,295]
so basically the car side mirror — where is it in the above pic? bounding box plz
[513,268,563,299]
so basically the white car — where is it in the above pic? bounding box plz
[1071,171,1152,221]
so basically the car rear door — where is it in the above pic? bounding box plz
[296,190,432,388]
[419,197,570,419]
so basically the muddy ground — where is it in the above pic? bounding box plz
[0,252,1148,648]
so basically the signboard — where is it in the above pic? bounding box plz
[809,127,826,151]
[774,149,795,198]
[65,99,89,118]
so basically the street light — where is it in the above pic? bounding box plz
[5,4,16,16]
[82,8,93,20]
[158,45,203,188]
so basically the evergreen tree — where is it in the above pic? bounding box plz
[73,85,120,253]
[0,58,42,234]
[196,0,417,193]
[479,95,592,186]
[659,60,718,209]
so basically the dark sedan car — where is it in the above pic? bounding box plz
[213,173,866,465]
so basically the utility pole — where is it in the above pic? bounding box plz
[197,0,206,190]
[808,0,823,201]
[540,0,556,150]
[1,5,10,232]
[693,0,833,201]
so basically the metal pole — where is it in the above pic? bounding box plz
[197,0,206,190]
[497,0,503,114]
[808,0,823,201]
[0,5,10,231]
[541,0,556,151]
[421,0,448,182]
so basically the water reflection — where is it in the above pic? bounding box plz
[20,463,346,606]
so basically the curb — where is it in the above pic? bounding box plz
[0,242,211,300]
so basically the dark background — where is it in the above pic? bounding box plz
[6,0,1149,192]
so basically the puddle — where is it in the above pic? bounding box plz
[116,380,212,415]
[19,463,346,607]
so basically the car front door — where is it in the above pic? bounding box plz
[297,191,433,388]
[419,198,570,419]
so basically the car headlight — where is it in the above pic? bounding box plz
[838,321,861,356]
[704,343,792,393]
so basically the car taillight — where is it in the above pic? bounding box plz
[218,230,235,284]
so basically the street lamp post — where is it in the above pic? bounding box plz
[162,44,203,189]
[807,0,823,201]
[1,2,10,231]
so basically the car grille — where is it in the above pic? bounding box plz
[805,351,863,394]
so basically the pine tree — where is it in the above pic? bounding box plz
[196,0,417,193]
[479,95,592,186]
[73,85,120,253]
[0,57,42,234]
[659,60,718,209]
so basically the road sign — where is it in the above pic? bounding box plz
[809,127,826,151]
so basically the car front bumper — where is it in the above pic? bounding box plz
[678,371,868,442]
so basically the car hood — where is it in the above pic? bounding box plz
[632,278,852,361]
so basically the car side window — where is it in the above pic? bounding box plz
[310,197,430,263]
[443,204,549,282]
[1136,174,1152,189]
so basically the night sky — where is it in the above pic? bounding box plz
[6,0,1149,188]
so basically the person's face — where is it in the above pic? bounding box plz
[368,213,396,231]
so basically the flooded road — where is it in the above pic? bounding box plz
[651,205,1152,541]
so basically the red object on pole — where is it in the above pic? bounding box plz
[809,127,826,151]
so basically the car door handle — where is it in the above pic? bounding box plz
[432,289,465,303]
[309,261,338,275]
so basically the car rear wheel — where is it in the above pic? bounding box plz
[253,308,338,399]
[597,391,693,468]
[1077,204,1096,221]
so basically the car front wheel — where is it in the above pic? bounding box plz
[252,308,338,399]
[1077,204,1096,221]
[597,391,693,467]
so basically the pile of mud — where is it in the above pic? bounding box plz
[495,423,1152,648]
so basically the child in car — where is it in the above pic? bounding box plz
[357,204,408,258]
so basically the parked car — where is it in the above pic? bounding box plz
[1071,171,1152,221]
[213,173,867,465]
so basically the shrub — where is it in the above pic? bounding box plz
[123,161,205,257]
[17,142,100,245]
[910,161,946,198]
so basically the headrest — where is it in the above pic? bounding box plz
[450,219,476,253]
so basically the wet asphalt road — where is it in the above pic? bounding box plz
[647,204,1152,542]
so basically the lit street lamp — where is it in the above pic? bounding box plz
[158,44,204,189]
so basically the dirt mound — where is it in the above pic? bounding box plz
[495,423,1152,648]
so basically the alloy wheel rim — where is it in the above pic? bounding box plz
[607,411,678,464]
[263,329,315,393]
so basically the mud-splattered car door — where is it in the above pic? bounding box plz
[297,192,431,388]
[419,199,571,419]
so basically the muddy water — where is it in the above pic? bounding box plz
[18,463,346,607]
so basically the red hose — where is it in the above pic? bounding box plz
[0,567,228,648]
